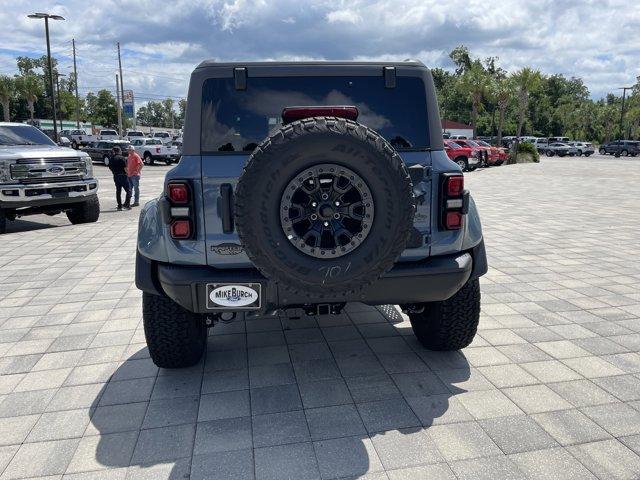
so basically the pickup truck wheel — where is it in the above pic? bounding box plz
[576,150,582,156]
[144,153,154,165]
[621,149,628,157]
[72,141,78,149]
[546,150,555,157]
[454,157,468,171]
[103,155,110,166]
[0,209,6,234]
[408,278,480,351]
[142,292,207,368]
[164,158,172,166]
[66,195,100,224]
[599,148,606,155]
[235,116,414,297]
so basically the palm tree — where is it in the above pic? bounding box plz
[510,67,542,137]
[458,61,489,138]
[490,77,512,146]
[0,75,14,122]
[17,74,42,121]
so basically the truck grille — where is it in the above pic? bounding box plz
[10,158,87,183]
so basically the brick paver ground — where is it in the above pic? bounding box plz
[1,155,639,479]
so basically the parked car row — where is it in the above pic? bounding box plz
[443,138,508,172]
[598,140,639,156]
[81,139,179,166]
[59,129,183,149]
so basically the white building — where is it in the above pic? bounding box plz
[442,119,474,138]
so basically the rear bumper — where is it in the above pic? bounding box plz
[137,240,487,314]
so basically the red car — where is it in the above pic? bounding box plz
[474,140,507,166]
[453,139,498,166]
[444,139,481,172]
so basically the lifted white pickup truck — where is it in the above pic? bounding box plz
[0,123,100,234]
[60,129,97,149]
[130,138,179,165]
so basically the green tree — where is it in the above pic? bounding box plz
[0,75,14,121]
[85,90,118,127]
[449,45,472,75]
[458,61,490,138]
[490,77,512,145]
[17,74,43,121]
[510,67,542,137]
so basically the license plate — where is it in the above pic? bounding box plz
[206,283,261,310]
[51,188,69,198]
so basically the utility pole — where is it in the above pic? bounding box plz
[72,38,80,128]
[54,72,65,132]
[117,42,125,131]
[618,86,632,141]
[116,74,122,137]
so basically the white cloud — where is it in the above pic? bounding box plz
[0,0,638,103]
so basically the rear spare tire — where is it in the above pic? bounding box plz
[234,117,415,297]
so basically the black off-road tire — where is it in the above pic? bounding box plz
[409,278,481,351]
[599,148,606,155]
[0,209,6,234]
[66,195,100,224]
[235,116,414,297]
[142,292,207,368]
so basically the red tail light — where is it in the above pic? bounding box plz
[168,183,189,204]
[440,173,466,231]
[170,220,191,239]
[282,106,359,124]
[446,176,464,196]
[445,211,463,229]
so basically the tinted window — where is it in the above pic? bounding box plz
[0,125,55,146]
[201,75,429,152]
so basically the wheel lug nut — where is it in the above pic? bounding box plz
[333,213,340,219]
[335,201,340,206]
[321,193,329,200]
[311,202,317,207]
[324,221,329,227]
[310,214,318,220]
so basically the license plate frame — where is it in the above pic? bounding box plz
[205,283,261,310]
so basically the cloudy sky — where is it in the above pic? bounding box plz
[1,0,638,108]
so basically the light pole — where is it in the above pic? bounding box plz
[27,12,65,141]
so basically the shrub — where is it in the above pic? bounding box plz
[508,141,540,164]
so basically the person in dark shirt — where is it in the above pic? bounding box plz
[108,146,131,210]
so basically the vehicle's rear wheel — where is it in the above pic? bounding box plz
[164,158,172,166]
[0,209,6,234]
[144,153,154,165]
[408,278,480,351]
[546,150,555,157]
[72,141,78,149]
[102,155,110,166]
[143,292,207,368]
[66,195,100,225]
[599,148,606,155]
[454,156,468,171]
[235,116,414,297]
[621,149,628,157]
[576,150,582,156]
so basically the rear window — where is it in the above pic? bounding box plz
[201,75,429,153]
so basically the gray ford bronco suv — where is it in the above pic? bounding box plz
[136,61,487,368]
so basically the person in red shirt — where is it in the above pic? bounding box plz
[126,145,144,207]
